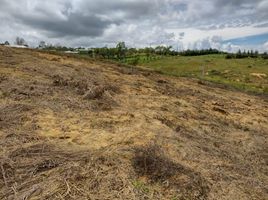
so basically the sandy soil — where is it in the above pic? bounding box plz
[0,46,267,200]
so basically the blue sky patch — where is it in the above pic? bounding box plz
[224,33,268,45]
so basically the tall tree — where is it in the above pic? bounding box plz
[116,42,127,60]
[39,41,46,49]
[15,37,27,46]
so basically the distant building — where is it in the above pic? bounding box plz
[77,48,89,54]
[64,50,79,54]
[9,44,29,49]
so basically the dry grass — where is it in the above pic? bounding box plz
[0,46,267,199]
[0,141,135,199]
[0,141,210,200]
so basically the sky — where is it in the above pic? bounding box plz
[0,0,268,52]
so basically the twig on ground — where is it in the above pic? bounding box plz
[0,164,8,187]
[63,179,71,197]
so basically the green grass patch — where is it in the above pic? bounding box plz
[132,180,150,193]
[140,54,268,94]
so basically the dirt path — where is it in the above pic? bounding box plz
[0,46,267,199]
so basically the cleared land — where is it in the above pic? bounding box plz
[140,55,268,94]
[0,46,267,200]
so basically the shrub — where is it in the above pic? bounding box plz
[128,56,140,66]
[225,54,233,59]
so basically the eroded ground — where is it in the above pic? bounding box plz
[0,46,267,200]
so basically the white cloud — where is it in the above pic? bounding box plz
[0,0,267,50]
[263,41,268,50]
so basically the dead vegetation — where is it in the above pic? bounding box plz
[0,142,134,199]
[52,74,119,111]
[0,46,267,199]
[132,144,210,199]
[0,141,210,200]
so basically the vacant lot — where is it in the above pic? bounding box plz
[0,46,267,199]
[141,55,268,94]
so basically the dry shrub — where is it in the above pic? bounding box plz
[83,85,106,100]
[90,90,119,111]
[53,75,89,95]
[83,84,119,99]
[52,74,120,110]
[132,144,178,183]
[82,84,119,111]
[53,75,119,99]
[52,75,69,87]
[54,80,81,96]
[132,144,210,199]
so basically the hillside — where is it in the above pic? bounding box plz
[0,46,267,200]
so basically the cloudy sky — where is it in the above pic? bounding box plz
[0,0,268,52]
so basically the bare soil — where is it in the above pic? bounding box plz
[0,46,267,200]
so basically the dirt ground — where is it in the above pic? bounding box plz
[0,46,267,200]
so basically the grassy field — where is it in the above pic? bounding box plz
[140,54,268,94]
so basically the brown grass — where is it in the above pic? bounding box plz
[0,46,267,199]
[0,142,135,199]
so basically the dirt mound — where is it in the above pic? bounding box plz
[0,46,267,199]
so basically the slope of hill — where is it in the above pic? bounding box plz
[0,46,267,200]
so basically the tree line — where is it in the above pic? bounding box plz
[87,43,179,60]
[2,37,268,60]
[226,50,268,59]
[179,48,222,56]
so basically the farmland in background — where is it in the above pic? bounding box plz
[140,54,268,94]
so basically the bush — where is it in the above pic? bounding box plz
[262,53,268,59]
[132,144,179,182]
[225,54,233,59]
[127,56,140,66]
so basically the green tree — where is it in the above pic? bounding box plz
[116,42,127,61]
